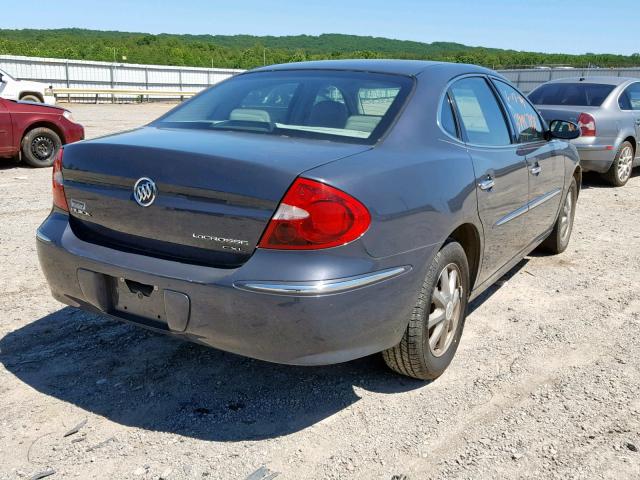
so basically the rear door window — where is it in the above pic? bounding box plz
[529,83,615,107]
[619,83,640,111]
[449,77,511,146]
[492,80,545,143]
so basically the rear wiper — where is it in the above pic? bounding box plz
[209,120,274,133]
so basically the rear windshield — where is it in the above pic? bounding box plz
[528,83,615,107]
[154,70,413,144]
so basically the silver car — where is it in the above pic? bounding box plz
[529,76,640,186]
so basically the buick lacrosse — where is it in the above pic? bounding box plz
[37,60,581,379]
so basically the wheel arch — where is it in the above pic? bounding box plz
[573,165,582,197]
[622,136,636,155]
[19,91,44,103]
[447,222,482,291]
[20,121,66,147]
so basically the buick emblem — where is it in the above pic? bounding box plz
[133,177,157,207]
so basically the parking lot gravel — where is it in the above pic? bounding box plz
[0,102,639,479]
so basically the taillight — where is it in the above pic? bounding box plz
[258,178,371,250]
[52,148,68,211]
[577,112,596,137]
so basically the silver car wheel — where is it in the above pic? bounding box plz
[559,189,573,241]
[428,263,463,357]
[618,145,633,182]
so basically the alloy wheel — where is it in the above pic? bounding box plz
[618,145,633,183]
[427,263,463,357]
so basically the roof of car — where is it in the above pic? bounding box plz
[249,59,494,77]
[544,76,638,86]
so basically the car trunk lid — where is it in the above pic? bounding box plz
[535,105,601,124]
[62,126,370,267]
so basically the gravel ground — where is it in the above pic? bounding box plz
[0,103,639,480]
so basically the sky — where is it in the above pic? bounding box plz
[3,0,637,55]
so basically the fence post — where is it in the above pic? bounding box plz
[144,67,149,102]
[110,64,115,103]
[65,61,70,101]
[178,69,183,101]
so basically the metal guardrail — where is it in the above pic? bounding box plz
[1,55,241,103]
[52,87,199,102]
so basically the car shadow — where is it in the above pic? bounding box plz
[580,168,640,189]
[0,157,22,170]
[467,258,529,315]
[0,307,425,442]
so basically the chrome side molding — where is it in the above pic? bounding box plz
[496,188,562,226]
[234,266,411,296]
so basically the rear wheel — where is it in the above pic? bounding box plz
[604,141,634,187]
[383,241,469,380]
[21,127,62,167]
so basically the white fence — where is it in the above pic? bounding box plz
[0,55,243,101]
[500,68,640,93]
[2,55,640,99]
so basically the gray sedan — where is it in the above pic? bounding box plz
[37,60,580,379]
[530,76,640,186]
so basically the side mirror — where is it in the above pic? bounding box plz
[547,119,580,140]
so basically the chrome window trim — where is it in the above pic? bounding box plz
[439,73,519,149]
[234,266,411,296]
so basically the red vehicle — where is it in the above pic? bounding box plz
[0,97,84,167]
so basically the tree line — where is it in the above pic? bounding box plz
[1,28,638,70]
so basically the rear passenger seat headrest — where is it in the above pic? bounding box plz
[345,115,382,133]
[229,108,272,123]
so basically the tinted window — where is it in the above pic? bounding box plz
[156,70,413,144]
[493,80,544,143]
[440,94,458,138]
[240,83,298,108]
[449,77,511,146]
[619,83,640,111]
[357,85,401,115]
[529,83,615,106]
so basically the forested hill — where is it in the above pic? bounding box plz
[1,28,638,69]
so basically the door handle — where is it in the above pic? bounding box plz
[478,176,495,191]
[529,164,542,176]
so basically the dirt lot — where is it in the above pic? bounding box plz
[1,103,639,480]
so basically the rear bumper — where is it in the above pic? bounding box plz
[36,212,430,365]
[575,144,616,173]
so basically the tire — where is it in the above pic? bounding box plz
[20,94,42,103]
[540,177,577,254]
[21,127,62,168]
[383,241,470,380]
[603,141,634,187]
